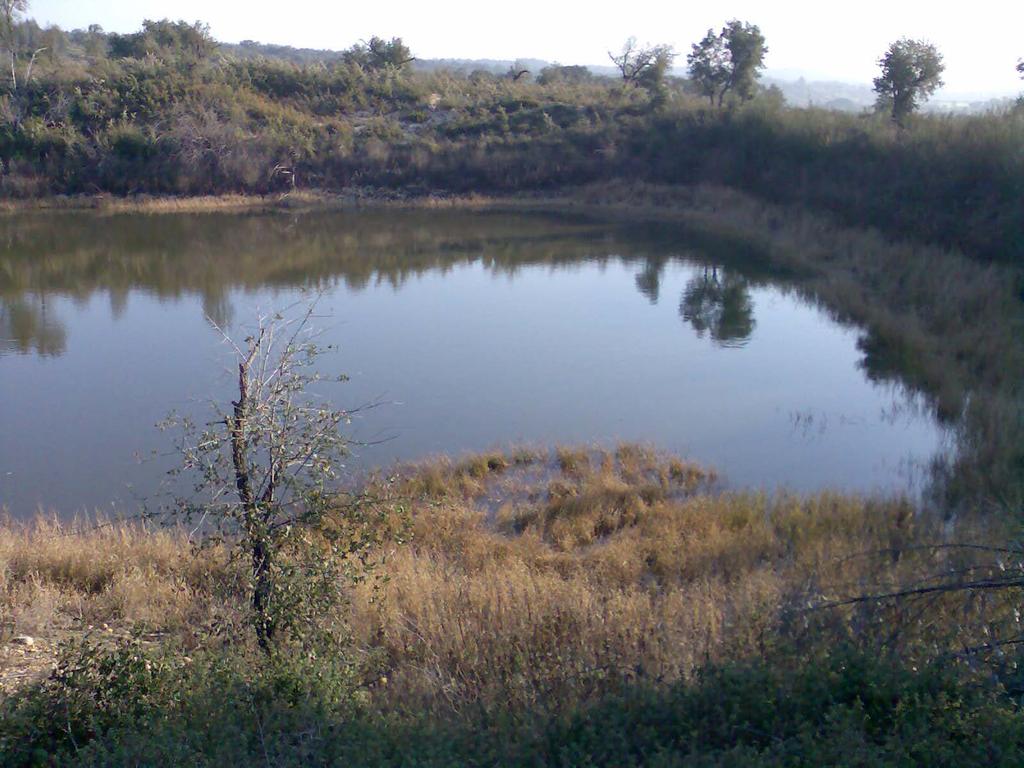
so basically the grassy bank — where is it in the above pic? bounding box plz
[2,22,1022,262]
[2,446,1022,764]
[0,188,496,214]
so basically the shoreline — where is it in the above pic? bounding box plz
[0,188,502,215]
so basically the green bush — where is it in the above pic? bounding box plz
[2,642,1021,767]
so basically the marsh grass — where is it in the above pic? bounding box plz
[3,446,1013,721]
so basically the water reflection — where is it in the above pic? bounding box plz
[0,211,771,358]
[0,209,953,513]
[0,296,66,356]
[679,266,756,348]
[634,256,668,304]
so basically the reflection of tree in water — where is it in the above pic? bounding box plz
[634,257,668,304]
[1,213,763,358]
[201,290,234,330]
[0,296,67,356]
[679,266,756,348]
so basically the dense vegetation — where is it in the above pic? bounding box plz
[0,17,1022,262]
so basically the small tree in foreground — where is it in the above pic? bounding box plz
[873,38,944,125]
[163,298,399,653]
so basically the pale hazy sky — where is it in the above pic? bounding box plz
[28,0,1024,96]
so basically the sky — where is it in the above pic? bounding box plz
[27,0,1024,97]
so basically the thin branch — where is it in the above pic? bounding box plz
[809,577,1024,612]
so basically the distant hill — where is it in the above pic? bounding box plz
[763,77,874,110]
[218,40,346,65]
[217,42,553,78]
[413,58,550,75]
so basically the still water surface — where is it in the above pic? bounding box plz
[0,209,947,514]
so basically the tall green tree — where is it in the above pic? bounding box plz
[109,19,215,62]
[83,23,107,59]
[687,29,731,106]
[687,21,767,107]
[873,39,945,125]
[721,20,767,103]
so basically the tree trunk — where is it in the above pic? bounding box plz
[251,537,274,652]
[230,357,276,653]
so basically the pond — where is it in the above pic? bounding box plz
[0,208,948,515]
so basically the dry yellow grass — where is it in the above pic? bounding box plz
[0,517,238,662]
[0,446,1013,713]
[0,189,498,216]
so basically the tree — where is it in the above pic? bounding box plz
[163,299,398,652]
[83,24,107,59]
[686,21,767,107]
[537,64,595,86]
[873,39,944,125]
[344,36,414,72]
[680,267,755,347]
[0,0,27,88]
[687,29,731,106]
[109,19,216,62]
[506,61,530,82]
[609,37,675,96]
[722,20,768,103]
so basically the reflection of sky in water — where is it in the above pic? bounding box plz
[0,224,949,515]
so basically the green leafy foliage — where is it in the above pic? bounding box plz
[608,37,676,99]
[108,19,215,62]
[688,29,731,107]
[0,638,372,767]
[2,643,1022,766]
[687,21,767,108]
[874,38,945,125]
[343,36,414,72]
